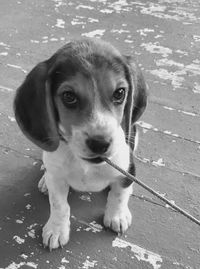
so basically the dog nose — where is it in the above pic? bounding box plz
[86,136,111,155]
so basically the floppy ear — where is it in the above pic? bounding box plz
[123,56,148,146]
[14,61,59,151]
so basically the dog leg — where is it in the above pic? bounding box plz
[42,172,70,250]
[104,182,133,234]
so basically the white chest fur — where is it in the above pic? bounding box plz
[43,141,130,192]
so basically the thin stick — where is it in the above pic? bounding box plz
[103,157,200,227]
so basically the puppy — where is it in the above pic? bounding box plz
[14,38,147,250]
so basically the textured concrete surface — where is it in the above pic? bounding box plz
[0,0,200,268]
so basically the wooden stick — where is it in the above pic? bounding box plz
[103,157,200,226]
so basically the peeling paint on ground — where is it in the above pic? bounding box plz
[81,30,105,38]
[141,42,172,57]
[7,64,27,74]
[76,220,103,233]
[81,257,98,269]
[13,235,25,245]
[4,261,38,269]
[112,237,162,269]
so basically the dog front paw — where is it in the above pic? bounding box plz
[42,219,70,250]
[104,206,132,234]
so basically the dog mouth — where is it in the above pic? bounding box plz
[81,151,117,165]
[82,156,105,164]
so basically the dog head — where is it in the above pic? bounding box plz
[14,38,147,163]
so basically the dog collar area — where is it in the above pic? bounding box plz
[82,157,105,164]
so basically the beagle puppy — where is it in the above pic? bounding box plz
[14,38,147,250]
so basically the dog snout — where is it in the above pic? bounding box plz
[86,136,112,155]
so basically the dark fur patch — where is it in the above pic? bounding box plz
[129,124,137,151]
[14,62,59,151]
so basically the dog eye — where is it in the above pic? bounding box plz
[112,88,126,104]
[62,91,78,107]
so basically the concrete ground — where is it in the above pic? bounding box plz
[0,0,200,268]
